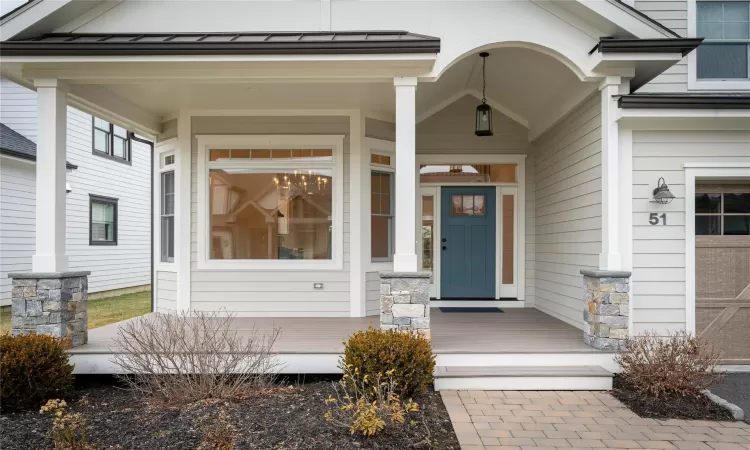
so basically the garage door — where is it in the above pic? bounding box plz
[695,185,750,365]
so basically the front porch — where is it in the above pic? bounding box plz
[68,308,618,376]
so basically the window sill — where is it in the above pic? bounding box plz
[90,241,118,246]
[689,79,750,92]
[92,149,132,165]
[196,259,344,272]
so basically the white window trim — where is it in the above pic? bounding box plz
[365,138,396,271]
[154,139,177,272]
[196,134,345,271]
[684,162,750,334]
[687,0,750,91]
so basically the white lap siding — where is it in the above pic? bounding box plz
[634,0,688,93]
[365,271,381,316]
[631,130,750,334]
[531,94,602,328]
[0,159,35,306]
[155,271,177,312]
[190,116,351,317]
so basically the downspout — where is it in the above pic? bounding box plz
[129,132,155,313]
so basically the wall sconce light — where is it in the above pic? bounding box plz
[652,177,675,204]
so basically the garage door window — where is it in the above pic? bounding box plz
[695,191,750,235]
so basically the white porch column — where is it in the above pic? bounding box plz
[32,79,69,273]
[393,77,418,272]
[598,77,623,271]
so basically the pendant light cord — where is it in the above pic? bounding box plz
[481,54,487,104]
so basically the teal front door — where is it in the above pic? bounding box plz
[440,186,496,298]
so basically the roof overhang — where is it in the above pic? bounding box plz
[619,94,750,109]
[617,94,750,128]
[588,38,702,91]
[0,31,441,56]
[0,148,78,169]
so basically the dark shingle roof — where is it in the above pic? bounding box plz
[0,123,77,169]
[0,31,441,56]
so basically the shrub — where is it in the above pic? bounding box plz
[325,366,419,437]
[39,399,93,450]
[198,408,237,450]
[112,310,280,405]
[0,334,74,411]
[343,326,434,399]
[615,330,722,398]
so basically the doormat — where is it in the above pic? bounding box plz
[439,307,504,313]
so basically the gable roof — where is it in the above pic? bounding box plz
[0,122,77,169]
[0,31,441,55]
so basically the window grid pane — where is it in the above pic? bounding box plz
[371,171,393,260]
[161,171,175,262]
[696,1,750,80]
[91,201,115,242]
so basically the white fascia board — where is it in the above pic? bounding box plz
[575,0,676,39]
[0,0,72,40]
[589,52,682,73]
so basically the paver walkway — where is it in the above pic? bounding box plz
[441,390,750,450]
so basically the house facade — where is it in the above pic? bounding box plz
[0,78,152,306]
[0,0,748,365]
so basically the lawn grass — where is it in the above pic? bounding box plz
[0,289,151,334]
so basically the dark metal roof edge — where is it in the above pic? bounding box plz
[0,0,35,23]
[619,94,750,109]
[20,30,435,39]
[610,0,681,38]
[591,38,703,56]
[0,31,441,56]
[0,147,78,169]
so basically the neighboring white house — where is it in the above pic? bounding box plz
[0,0,748,364]
[0,78,152,306]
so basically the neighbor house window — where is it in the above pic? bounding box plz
[371,152,395,262]
[92,117,131,163]
[696,1,750,79]
[161,171,175,262]
[90,195,118,245]
[208,148,334,260]
[695,190,750,235]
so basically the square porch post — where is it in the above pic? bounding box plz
[379,78,431,339]
[9,79,90,348]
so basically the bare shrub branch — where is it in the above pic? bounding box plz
[615,330,723,398]
[112,310,281,404]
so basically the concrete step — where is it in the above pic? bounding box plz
[433,365,613,391]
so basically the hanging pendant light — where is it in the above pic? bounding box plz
[475,52,493,137]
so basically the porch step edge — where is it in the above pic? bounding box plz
[434,365,613,378]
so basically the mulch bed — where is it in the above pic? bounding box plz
[0,376,460,450]
[611,375,735,421]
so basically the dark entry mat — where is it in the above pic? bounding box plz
[439,307,504,313]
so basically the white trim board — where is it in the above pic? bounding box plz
[430,301,526,308]
[684,163,750,334]
[195,134,346,271]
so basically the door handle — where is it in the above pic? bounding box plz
[442,246,447,251]
[442,238,447,243]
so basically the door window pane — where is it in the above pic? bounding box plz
[695,193,721,213]
[209,169,333,260]
[696,215,721,235]
[697,44,749,79]
[451,195,486,216]
[723,193,750,213]
[724,215,750,235]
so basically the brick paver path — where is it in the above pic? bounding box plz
[441,390,750,450]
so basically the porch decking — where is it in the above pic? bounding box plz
[69,308,618,374]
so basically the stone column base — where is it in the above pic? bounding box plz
[9,271,91,348]
[379,271,431,340]
[581,269,631,351]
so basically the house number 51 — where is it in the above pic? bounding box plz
[649,213,667,225]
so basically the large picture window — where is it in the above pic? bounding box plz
[696,1,750,80]
[89,195,118,245]
[207,149,335,261]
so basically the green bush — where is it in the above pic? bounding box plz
[0,334,74,411]
[343,326,435,399]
